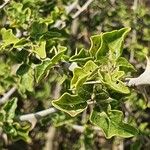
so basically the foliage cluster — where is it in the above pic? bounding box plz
[0,0,150,149]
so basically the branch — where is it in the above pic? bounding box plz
[54,0,78,28]
[65,0,78,14]
[18,107,57,129]
[0,0,10,9]
[72,124,101,133]
[72,0,94,19]
[0,86,17,105]
[126,57,150,86]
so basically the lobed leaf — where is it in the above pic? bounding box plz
[89,28,130,60]
[32,41,47,59]
[0,28,20,49]
[90,109,138,138]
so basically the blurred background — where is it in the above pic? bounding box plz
[0,0,150,149]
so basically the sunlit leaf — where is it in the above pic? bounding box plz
[32,41,46,59]
[71,60,98,90]
[0,28,20,49]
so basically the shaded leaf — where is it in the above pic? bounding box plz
[41,28,68,40]
[16,64,30,75]
[90,109,138,138]
[3,98,18,121]
[30,21,47,40]
[77,84,93,100]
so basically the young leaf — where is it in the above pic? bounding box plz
[70,48,93,62]
[90,109,138,138]
[71,60,98,90]
[51,46,67,64]
[52,93,87,117]
[0,28,20,49]
[3,122,31,142]
[32,41,46,59]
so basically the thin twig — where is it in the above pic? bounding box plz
[0,86,17,105]
[0,0,10,9]
[72,0,94,19]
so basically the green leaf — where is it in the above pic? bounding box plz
[52,93,87,117]
[12,123,31,142]
[77,84,93,100]
[70,48,93,62]
[19,69,34,92]
[90,109,138,138]
[3,98,18,121]
[33,41,46,59]
[116,57,136,71]
[98,70,130,94]
[34,46,67,83]
[3,122,31,142]
[51,45,67,64]
[71,60,98,90]
[0,28,20,49]
[41,28,68,40]
[35,59,52,83]
[105,73,129,94]
[16,64,30,75]
[96,28,131,59]
[30,21,47,40]
[89,35,102,57]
